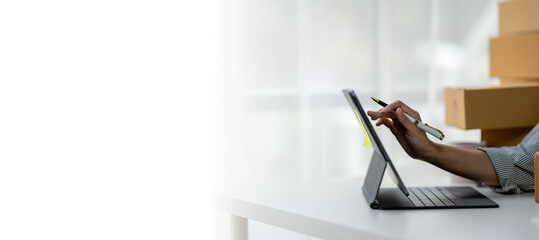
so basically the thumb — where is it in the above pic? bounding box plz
[396,108,417,130]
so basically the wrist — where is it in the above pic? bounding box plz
[418,142,441,162]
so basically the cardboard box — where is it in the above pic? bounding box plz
[444,86,539,129]
[534,152,539,203]
[500,78,539,86]
[490,33,539,78]
[499,0,539,36]
[481,127,533,147]
[535,152,538,203]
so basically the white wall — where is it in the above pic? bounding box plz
[0,1,220,239]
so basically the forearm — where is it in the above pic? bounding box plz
[420,143,500,186]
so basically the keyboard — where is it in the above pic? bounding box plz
[408,187,458,207]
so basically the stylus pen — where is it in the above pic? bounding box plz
[370,97,445,140]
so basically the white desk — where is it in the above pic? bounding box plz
[215,178,539,240]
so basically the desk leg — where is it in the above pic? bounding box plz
[230,215,248,240]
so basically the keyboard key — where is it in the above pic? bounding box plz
[410,188,435,207]
[408,193,425,207]
[428,187,455,206]
[438,187,463,206]
[420,187,445,206]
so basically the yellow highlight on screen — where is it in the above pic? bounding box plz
[360,122,372,147]
[353,110,372,147]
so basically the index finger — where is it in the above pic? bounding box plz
[381,100,421,121]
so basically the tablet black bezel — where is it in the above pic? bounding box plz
[342,89,409,197]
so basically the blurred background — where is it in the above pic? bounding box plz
[215,0,502,239]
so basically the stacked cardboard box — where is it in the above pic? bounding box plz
[493,0,539,84]
[535,152,539,202]
[444,86,539,129]
[444,86,539,147]
[445,0,539,147]
[498,0,539,36]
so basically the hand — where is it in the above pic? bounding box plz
[367,101,436,160]
[367,101,499,186]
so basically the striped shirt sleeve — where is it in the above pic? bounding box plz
[477,123,538,194]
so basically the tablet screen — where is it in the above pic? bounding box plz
[343,89,409,196]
